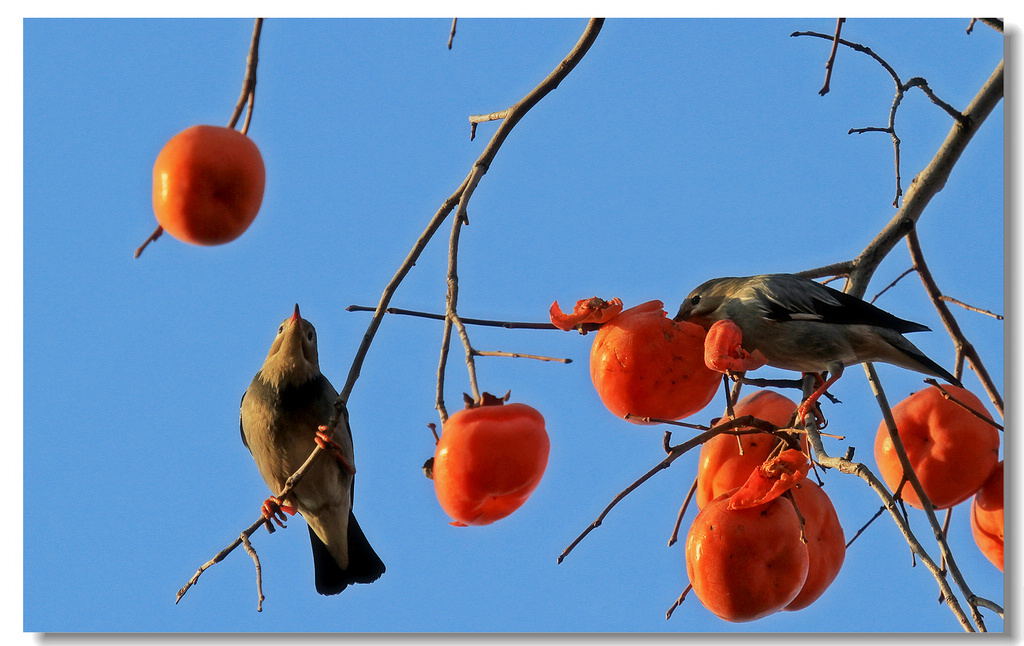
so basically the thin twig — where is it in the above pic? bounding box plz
[436,315,454,422]
[442,171,483,407]
[240,533,265,612]
[904,77,971,125]
[845,505,887,548]
[665,584,693,620]
[938,296,1003,319]
[447,18,457,49]
[923,379,1003,430]
[473,349,572,363]
[228,18,264,133]
[869,266,915,304]
[469,110,510,141]
[346,305,559,329]
[818,18,846,96]
[976,18,1003,33]
[623,414,708,431]
[795,261,853,280]
[907,230,1004,416]
[668,478,698,547]
[937,509,953,604]
[792,31,901,86]
[133,227,163,259]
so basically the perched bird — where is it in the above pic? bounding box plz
[674,273,962,419]
[240,304,385,595]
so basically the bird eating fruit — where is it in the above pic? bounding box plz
[674,273,961,422]
[240,304,385,595]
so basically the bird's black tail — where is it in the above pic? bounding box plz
[309,513,385,596]
[903,346,963,389]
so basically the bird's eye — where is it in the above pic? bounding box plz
[690,295,701,306]
[307,331,314,342]
[278,324,285,334]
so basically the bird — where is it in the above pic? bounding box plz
[674,273,962,420]
[240,304,385,595]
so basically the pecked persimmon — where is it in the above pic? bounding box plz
[783,480,845,611]
[152,125,265,246]
[550,296,623,331]
[874,385,999,509]
[685,490,809,622]
[695,390,804,508]
[728,448,809,510]
[589,300,720,423]
[970,460,1003,571]
[703,319,768,373]
[432,394,549,527]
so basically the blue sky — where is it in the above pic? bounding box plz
[20,16,1006,635]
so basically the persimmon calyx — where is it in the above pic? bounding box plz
[464,391,512,409]
[549,296,624,332]
[704,319,768,373]
[728,449,810,510]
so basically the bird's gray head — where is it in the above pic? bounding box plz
[674,277,741,329]
[259,303,322,388]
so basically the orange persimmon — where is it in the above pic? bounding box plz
[784,481,846,611]
[432,395,549,527]
[695,390,803,508]
[874,385,998,509]
[685,490,809,622]
[970,460,1003,571]
[152,125,265,246]
[589,300,720,423]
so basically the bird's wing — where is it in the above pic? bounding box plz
[755,275,930,333]
[332,400,358,505]
[239,388,250,452]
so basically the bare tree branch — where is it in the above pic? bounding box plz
[799,369,977,632]
[339,18,604,405]
[845,58,1002,297]
[905,231,1004,416]
[176,431,334,608]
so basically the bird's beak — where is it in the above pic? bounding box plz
[292,303,301,323]
[672,305,688,322]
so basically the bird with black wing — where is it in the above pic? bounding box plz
[675,273,961,421]
[240,304,385,595]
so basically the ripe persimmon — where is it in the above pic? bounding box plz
[432,394,549,526]
[970,460,1003,571]
[685,490,809,622]
[784,481,845,611]
[589,300,720,423]
[151,125,265,246]
[695,390,803,508]
[874,385,999,509]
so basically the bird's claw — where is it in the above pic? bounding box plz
[316,426,356,475]
[795,400,828,429]
[261,495,296,532]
